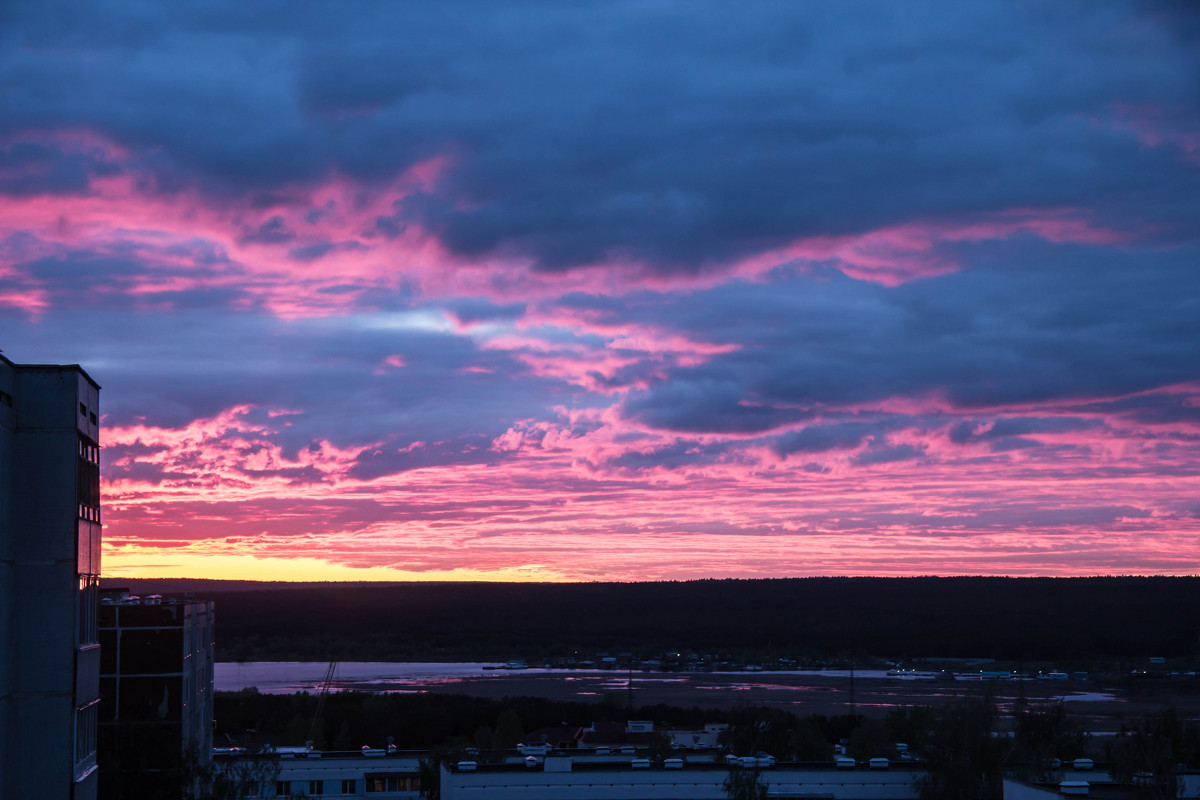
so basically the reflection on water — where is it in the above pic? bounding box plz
[216,663,896,693]
[213,663,1125,712]
[215,662,502,693]
[1058,691,1121,703]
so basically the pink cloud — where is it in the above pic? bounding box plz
[372,354,407,374]
[8,133,1195,581]
[0,130,1148,328]
[1110,103,1200,165]
[730,208,1135,286]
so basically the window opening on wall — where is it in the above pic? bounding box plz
[74,699,99,767]
[77,435,100,522]
[366,774,418,792]
[78,574,99,645]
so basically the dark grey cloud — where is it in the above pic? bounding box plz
[446,299,526,326]
[602,440,735,473]
[1,0,1197,485]
[773,422,878,455]
[1065,393,1200,427]
[950,416,1105,450]
[288,242,335,262]
[0,246,255,311]
[851,442,926,466]
[2,1,1198,271]
[623,379,809,434]
[0,140,122,197]
[349,434,501,481]
[240,216,295,245]
[2,300,572,471]
[612,239,1200,431]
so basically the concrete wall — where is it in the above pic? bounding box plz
[0,361,100,800]
[0,359,15,800]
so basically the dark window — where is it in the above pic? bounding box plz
[116,675,182,721]
[77,436,100,521]
[341,779,356,794]
[365,774,416,792]
[276,780,290,796]
[119,627,184,674]
[80,402,87,416]
[309,779,324,795]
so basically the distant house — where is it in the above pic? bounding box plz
[522,726,583,750]
[667,723,728,751]
[577,720,660,750]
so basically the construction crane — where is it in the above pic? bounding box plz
[308,659,337,747]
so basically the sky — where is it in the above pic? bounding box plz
[3,1,1200,582]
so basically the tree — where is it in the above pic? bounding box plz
[847,717,892,761]
[918,697,1003,800]
[1108,708,1200,800]
[1009,702,1089,782]
[418,756,442,800]
[493,708,524,750]
[788,719,833,762]
[885,705,934,751]
[179,746,291,800]
[723,762,768,800]
[720,705,803,760]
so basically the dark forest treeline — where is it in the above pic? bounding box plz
[102,576,1200,662]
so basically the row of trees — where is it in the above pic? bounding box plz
[913,701,1198,800]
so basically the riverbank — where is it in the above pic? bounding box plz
[215,662,1200,731]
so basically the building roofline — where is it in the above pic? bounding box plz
[0,354,101,390]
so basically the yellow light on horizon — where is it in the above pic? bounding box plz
[102,549,567,583]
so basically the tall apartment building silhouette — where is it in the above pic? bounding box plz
[0,356,102,800]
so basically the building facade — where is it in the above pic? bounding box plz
[213,750,925,800]
[212,749,426,798]
[97,590,215,799]
[0,357,102,800]
[440,758,926,800]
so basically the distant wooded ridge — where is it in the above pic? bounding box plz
[99,576,1200,662]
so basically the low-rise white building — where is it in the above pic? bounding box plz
[214,749,425,798]
[215,750,925,799]
[441,757,926,800]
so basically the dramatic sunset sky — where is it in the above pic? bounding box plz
[4,1,1199,581]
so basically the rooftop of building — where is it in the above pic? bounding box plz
[100,588,209,606]
[0,354,101,389]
